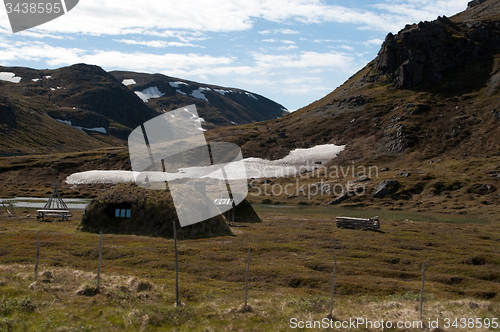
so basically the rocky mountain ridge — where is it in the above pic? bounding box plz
[0,64,287,154]
[111,71,287,130]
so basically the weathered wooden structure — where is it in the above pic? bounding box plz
[335,216,380,230]
[37,182,72,221]
[1,201,16,217]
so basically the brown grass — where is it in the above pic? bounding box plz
[0,204,498,331]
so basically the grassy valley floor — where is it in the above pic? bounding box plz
[0,205,498,331]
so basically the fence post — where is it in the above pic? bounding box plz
[420,261,426,321]
[174,221,180,306]
[97,231,103,292]
[244,249,251,310]
[329,256,337,318]
[35,231,40,281]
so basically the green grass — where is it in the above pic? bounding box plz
[253,204,490,224]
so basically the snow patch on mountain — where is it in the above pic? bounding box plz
[169,81,188,88]
[122,79,136,86]
[176,89,187,95]
[183,107,205,123]
[191,87,210,101]
[214,89,259,100]
[56,119,107,134]
[245,92,258,100]
[65,144,345,185]
[215,89,232,95]
[135,86,165,103]
[0,72,21,83]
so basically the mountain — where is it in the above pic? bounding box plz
[110,71,288,130]
[0,64,144,155]
[208,0,500,162]
[2,0,499,214]
[0,64,287,155]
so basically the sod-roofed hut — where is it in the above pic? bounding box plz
[81,184,233,239]
[232,198,261,223]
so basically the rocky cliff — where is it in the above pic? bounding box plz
[371,13,500,89]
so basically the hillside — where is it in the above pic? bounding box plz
[208,0,500,162]
[0,64,138,155]
[0,64,287,155]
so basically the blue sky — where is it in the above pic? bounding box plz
[0,0,470,111]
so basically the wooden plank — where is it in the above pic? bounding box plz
[335,216,380,230]
[37,209,71,213]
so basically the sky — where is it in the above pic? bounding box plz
[0,0,470,111]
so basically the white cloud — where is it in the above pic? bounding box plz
[274,45,299,51]
[281,85,332,95]
[364,38,384,47]
[340,45,354,51]
[0,28,74,40]
[252,51,355,71]
[372,0,469,23]
[258,28,299,35]
[0,0,467,36]
[0,42,234,75]
[113,39,201,48]
[280,77,322,84]
[262,39,296,45]
[313,39,338,43]
[278,28,300,35]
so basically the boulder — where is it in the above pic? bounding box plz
[353,176,370,183]
[373,179,399,198]
[127,277,152,292]
[328,194,349,205]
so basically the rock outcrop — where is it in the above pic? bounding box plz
[373,179,399,198]
[467,0,488,8]
[369,4,500,89]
